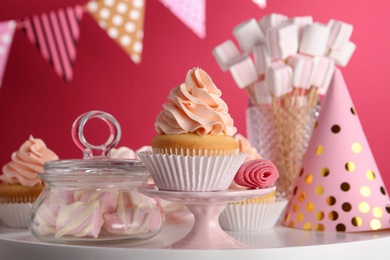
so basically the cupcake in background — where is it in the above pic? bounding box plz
[234,134,262,162]
[139,67,247,192]
[0,135,59,228]
[221,135,288,231]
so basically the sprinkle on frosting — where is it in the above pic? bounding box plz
[1,135,59,186]
[154,67,237,136]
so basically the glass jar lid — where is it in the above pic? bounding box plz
[41,110,149,183]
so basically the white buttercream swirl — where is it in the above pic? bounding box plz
[155,68,237,136]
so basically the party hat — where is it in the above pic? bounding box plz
[282,68,390,232]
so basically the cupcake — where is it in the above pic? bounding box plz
[138,67,246,191]
[0,135,59,228]
[220,159,288,231]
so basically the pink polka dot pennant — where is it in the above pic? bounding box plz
[283,68,390,232]
[0,20,16,87]
[87,0,146,64]
[252,0,267,9]
[159,0,206,39]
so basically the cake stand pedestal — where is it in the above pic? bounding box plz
[138,185,276,249]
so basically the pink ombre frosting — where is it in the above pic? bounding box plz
[1,135,59,186]
[154,68,237,136]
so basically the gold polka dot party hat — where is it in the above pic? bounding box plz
[282,68,390,232]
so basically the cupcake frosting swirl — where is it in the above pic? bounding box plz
[155,68,237,136]
[1,135,59,186]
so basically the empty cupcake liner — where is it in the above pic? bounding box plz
[138,151,247,191]
[219,198,288,231]
[0,203,33,228]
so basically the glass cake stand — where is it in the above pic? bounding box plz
[138,185,276,249]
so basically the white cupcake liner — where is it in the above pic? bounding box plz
[152,148,238,156]
[138,151,247,191]
[219,198,288,231]
[0,203,33,228]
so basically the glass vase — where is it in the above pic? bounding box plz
[246,102,320,198]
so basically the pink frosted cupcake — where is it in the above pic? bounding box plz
[220,159,288,231]
[138,68,246,191]
[0,135,59,228]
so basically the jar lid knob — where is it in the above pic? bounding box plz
[71,111,121,159]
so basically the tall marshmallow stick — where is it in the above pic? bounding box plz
[265,61,293,108]
[233,18,265,54]
[287,54,315,107]
[212,15,356,106]
[212,40,242,71]
[229,56,259,103]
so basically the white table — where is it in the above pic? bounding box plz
[1,217,390,260]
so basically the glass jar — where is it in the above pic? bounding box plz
[29,111,163,244]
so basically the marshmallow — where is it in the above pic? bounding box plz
[103,207,161,235]
[253,44,271,76]
[311,56,335,95]
[328,41,356,67]
[265,61,293,96]
[233,18,265,53]
[229,56,258,89]
[253,80,272,104]
[299,23,330,56]
[287,54,315,89]
[55,201,104,238]
[288,16,313,39]
[266,22,299,60]
[212,40,242,71]
[327,19,353,51]
[74,190,118,214]
[258,13,288,33]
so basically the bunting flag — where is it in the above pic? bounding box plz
[87,0,146,64]
[0,20,16,87]
[159,0,206,39]
[252,0,267,9]
[21,5,83,82]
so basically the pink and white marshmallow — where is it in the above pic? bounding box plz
[258,13,288,33]
[327,19,353,51]
[311,56,335,95]
[265,61,293,96]
[328,41,356,67]
[35,204,61,235]
[233,18,265,54]
[103,207,161,235]
[55,201,104,238]
[74,190,118,214]
[212,40,242,71]
[253,44,271,76]
[287,16,313,39]
[266,22,299,60]
[299,23,330,56]
[253,80,272,105]
[229,56,258,89]
[287,54,315,89]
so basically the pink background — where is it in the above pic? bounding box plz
[0,0,389,188]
